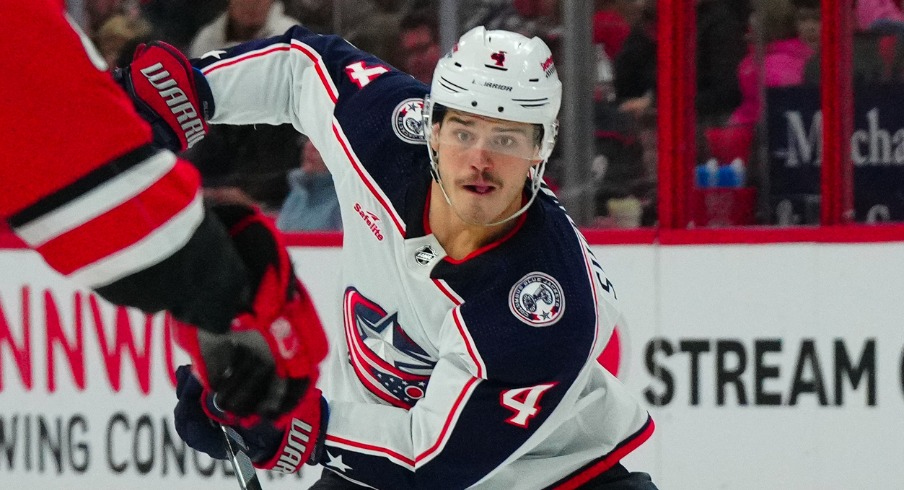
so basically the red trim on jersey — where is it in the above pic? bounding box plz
[551,416,655,490]
[423,186,529,263]
[332,123,406,236]
[416,376,480,463]
[208,39,410,257]
[290,42,339,104]
[324,376,480,466]
[33,166,198,274]
[578,237,601,361]
[279,225,904,247]
[327,434,416,466]
[201,45,290,75]
[432,278,463,306]
[423,186,433,233]
[201,41,338,103]
[442,211,528,265]
[452,308,485,379]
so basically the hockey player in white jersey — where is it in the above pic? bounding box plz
[149,24,657,489]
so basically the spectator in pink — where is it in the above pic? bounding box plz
[729,0,816,127]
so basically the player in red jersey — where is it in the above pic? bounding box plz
[0,0,326,424]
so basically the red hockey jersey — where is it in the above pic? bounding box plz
[0,0,247,335]
[0,0,203,287]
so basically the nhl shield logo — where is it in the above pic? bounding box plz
[414,245,437,265]
[392,98,426,144]
[509,272,565,327]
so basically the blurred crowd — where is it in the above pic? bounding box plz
[68,0,904,230]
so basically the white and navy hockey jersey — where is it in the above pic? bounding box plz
[193,25,653,490]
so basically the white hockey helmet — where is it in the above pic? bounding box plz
[423,27,562,225]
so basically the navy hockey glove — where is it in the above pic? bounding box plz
[172,204,329,424]
[114,41,214,152]
[174,365,328,473]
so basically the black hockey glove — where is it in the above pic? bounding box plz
[173,365,329,474]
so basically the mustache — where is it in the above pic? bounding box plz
[453,170,503,187]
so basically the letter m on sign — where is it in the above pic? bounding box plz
[345,61,389,88]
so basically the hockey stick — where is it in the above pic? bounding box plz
[221,423,264,490]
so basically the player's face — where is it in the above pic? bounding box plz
[432,110,540,225]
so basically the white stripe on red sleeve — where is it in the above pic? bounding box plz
[14,151,177,247]
[69,191,204,287]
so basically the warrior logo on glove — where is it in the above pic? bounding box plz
[115,41,215,152]
[138,62,206,148]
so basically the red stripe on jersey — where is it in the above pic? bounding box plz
[201,45,291,76]
[442,210,527,265]
[327,434,415,467]
[415,376,480,464]
[452,309,485,379]
[290,42,339,104]
[432,279,462,305]
[578,241,601,361]
[324,377,480,467]
[292,41,405,233]
[551,416,655,490]
[207,38,405,236]
[332,124,406,236]
[200,41,339,104]
[34,163,199,274]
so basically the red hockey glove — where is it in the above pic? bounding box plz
[172,204,329,424]
[114,41,214,152]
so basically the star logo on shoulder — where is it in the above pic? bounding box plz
[325,451,352,472]
[201,50,227,59]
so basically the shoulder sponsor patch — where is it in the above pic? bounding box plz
[509,272,565,327]
[392,98,426,144]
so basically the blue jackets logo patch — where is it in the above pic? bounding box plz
[509,272,565,327]
[392,98,426,144]
[344,288,436,408]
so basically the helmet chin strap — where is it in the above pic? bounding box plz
[429,154,546,228]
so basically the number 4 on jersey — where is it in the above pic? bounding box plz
[500,383,556,428]
[345,61,388,88]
